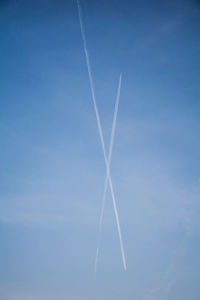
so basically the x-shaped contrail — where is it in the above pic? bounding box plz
[95,74,122,272]
[77,0,127,271]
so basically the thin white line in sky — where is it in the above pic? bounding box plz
[95,74,122,272]
[77,0,126,270]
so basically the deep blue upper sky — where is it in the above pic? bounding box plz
[0,0,200,299]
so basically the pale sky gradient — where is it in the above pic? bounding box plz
[0,0,200,299]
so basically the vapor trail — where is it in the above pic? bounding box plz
[94,74,122,272]
[77,0,126,270]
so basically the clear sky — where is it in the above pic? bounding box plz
[0,0,200,299]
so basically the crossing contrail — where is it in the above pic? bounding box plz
[95,74,122,272]
[77,0,126,271]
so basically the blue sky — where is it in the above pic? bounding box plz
[0,0,200,299]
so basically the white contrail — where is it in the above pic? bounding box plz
[94,74,122,272]
[77,0,126,270]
